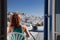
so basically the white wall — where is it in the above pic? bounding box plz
[56,14,60,32]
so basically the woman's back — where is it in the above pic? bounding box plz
[13,25,24,34]
[13,25,25,40]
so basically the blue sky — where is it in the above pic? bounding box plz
[7,0,44,17]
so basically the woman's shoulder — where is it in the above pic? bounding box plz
[21,25,27,29]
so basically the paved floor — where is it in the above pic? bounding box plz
[28,32,44,40]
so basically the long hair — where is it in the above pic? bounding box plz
[10,13,20,27]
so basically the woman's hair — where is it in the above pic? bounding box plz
[10,13,20,27]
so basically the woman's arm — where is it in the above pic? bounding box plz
[7,27,11,33]
[22,25,30,38]
[25,26,30,37]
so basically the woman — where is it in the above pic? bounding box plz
[7,13,30,40]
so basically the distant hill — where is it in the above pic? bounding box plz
[7,12,44,25]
